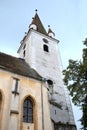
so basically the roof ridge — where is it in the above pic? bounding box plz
[0,52,18,59]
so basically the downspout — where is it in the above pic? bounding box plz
[41,78,46,130]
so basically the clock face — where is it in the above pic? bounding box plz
[43,38,48,43]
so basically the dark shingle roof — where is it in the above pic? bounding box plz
[30,13,48,36]
[0,52,42,80]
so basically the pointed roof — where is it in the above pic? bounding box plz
[48,28,53,34]
[30,12,48,35]
[48,26,55,36]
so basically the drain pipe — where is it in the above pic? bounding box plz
[41,78,47,130]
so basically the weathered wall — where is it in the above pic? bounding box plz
[0,69,52,130]
[18,30,75,125]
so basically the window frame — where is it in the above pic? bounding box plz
[23,97,33,123]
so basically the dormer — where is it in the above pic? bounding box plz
[29,23,37,30]
[48,26,55,38]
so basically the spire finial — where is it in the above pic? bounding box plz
[35,9,38,13]
[48,25,50,28]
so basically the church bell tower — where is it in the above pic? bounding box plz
[18,10,77,130]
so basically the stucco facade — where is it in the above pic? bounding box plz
[0,70,52,130]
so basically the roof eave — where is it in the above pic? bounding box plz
[0,66,42,81]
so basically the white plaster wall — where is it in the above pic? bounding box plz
[18,30,75,125]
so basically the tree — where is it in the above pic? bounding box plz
[81,96,87,130]
[63,38,87,129]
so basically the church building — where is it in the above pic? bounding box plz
[0,11,77,130]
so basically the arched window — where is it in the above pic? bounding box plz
[0,92,2,129]
[0,92,2,112]
[47,80,53,95]
[23,97,33,123]
[43,44,49,52]
[47,80,53,86]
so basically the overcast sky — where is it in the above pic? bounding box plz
[0,0,87,129]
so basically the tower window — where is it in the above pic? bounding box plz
[47,80,53,95]
[23,50,26,57]
[23,44,26,49]
[47,80,53,85]
[23,97,33,123]
[43,38,48,43]
[43,44,49,52]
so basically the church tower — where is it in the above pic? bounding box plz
[18,11,77,130]
[0,10,77,130]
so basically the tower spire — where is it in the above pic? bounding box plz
[29,10,47,35]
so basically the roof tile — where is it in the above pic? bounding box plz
[30,13,48,35]
[0,52,42,80]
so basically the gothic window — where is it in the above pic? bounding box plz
[0,92,2,129]
[0,92,2,112]
[23,97,33,123]
[43,44,49,52]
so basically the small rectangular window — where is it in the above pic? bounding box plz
[43,44,49,52]
[23,44,26,49]
[23,50,26,57]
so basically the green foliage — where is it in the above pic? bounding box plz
[63,38,87,128]
[83,38,87,63]
[63,60,87,105]
[81,96,87,129]
[83,38,87,46]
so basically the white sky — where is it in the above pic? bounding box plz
[0,0,87,129]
